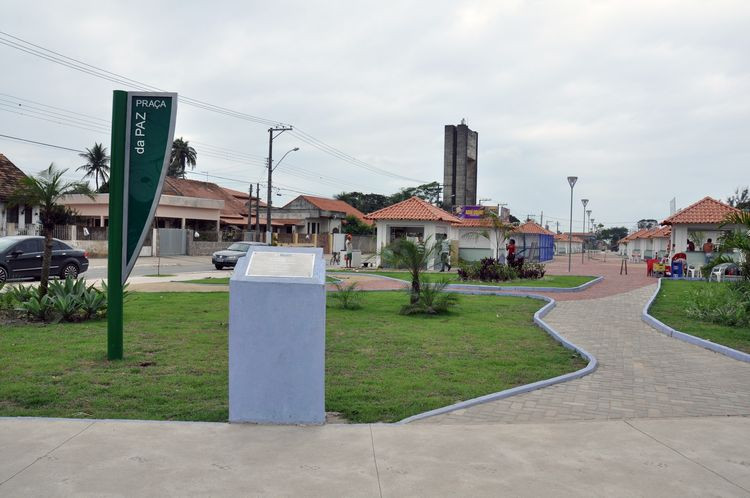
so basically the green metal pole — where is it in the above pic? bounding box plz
[107,90,127,360]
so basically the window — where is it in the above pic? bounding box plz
[24,207,33,224]
[15,238,42,254]
[53,240,71,251]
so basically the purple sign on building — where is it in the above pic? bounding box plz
[460,205,485,219]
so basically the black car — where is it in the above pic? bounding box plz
[212,241,264,270]
[0,236,89,284]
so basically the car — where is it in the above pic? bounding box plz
[0,235,89,284]
[212,241,265,270]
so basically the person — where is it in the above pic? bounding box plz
[687,239,695,252]
[506,238,516,265]
[703,238,715,263]
[439,238,451,272]
[345,234,353,268]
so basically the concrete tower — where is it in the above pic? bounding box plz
[443,120,478,211]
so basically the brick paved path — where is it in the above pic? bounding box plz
[417,284,750,424]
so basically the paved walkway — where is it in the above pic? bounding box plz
[2,416,749,496]
[419,284,750,424]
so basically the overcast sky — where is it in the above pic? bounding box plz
[2,1,749,232]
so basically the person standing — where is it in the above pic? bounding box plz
[703,238,715,263]
[687,239,695,252]
[506,238,517,265]
[439,238,451,272]
[345,234,353,268]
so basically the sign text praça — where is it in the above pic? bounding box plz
[133,98,169,155]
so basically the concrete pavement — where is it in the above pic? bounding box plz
[1,416,749,496]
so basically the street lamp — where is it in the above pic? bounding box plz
[581,199,589,263]
[265,146,299,243]
[586,209,592,232]
[264,122,294,243]
[567,176,578,272]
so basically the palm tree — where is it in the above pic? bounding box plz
[381,237,440,304]
[77,143,110,191]
[718,211,750,280]
[10,164,93,296]
[168,137,197,178]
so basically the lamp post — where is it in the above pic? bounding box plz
[567,176,578,272]
[266,146,299,243]
[581,199,589,263]
[265,125,294,243]
[586,209,592,232]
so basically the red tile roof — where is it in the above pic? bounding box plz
[554,233,585,243]
[662,196,740,225]
[162,177,264,226]
[366,196,461,223]
[0,154,28,201]
[513,221,555,235]
[287,195,370,224]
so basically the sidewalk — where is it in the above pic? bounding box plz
[1,416,748,496]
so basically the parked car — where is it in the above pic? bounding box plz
[212,241,264,270]
[0,235,89,284]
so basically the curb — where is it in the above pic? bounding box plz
[330,272,603,293]
[396,290,598,424]
[642,278,750,363]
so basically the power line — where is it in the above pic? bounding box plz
[0,30,428,184]
[0,133,83,153]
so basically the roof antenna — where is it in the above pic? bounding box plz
[460,118,466,125]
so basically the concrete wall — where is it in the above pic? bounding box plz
[187,239,227,256]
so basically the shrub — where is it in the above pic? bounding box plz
[457,258,519,282]
[400,278,458,315]
[519,262,546,280]
[685,283,750,327]
[2,278,111,323]
[331,281,364,310]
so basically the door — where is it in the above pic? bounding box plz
[51,239,72,273]
[8,238,43,278]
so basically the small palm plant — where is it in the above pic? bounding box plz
[10,164,93,296]
[381,237,440,304]
[716,211,750,280]
[168,137,197,178]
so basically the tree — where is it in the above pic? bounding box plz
[637,219,658,229]
[717,211,750,280]
[341,215,373,235]
[597,227,628,250]
[77,143,110,191]
[728,186,750,211]
[168,137,197,178]
[477,211,515,260]
[10,164,93,296]
[381,237,440,304]
[335,192,390,213]
[390,181,443,206]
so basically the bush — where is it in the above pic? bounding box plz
[1,278,110,323]
[400,278,458,315]
[457,258,519,282]
[519,262,546,280]
[331,281,364,310]
[685,283,750,327]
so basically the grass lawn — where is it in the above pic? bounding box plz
[143,274,176,278]
[184,276,339,285]
[0,292,584,423]
[352,271,596,288]
[649,279,750,354]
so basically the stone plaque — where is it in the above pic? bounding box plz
[245,251,316,278]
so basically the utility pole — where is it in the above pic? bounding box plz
[251,183,255,240]
[255,182,260,241]
[266,126,293,244]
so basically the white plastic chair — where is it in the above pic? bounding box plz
[686,265,697,278]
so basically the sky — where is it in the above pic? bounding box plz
[1,0,749,232]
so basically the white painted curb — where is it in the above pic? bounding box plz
[642,278,750,363]
[397,291,598,424]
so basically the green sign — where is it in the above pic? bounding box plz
[123,92,177,282]
[108,91,177,359]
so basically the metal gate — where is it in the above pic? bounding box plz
[157,228,187,256]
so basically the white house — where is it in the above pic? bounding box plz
[554,233,584,255]
[365,196,509,267]
[662,196,743,268]
[0,154,40,237]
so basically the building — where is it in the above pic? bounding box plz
[272,195,369,235]
[443,120,478,211]
[662,196,743,267]
[554,233,585,255]
[511,221,555,262]
[0,154,40,236]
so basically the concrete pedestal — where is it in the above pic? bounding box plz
[229,246,326,424]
